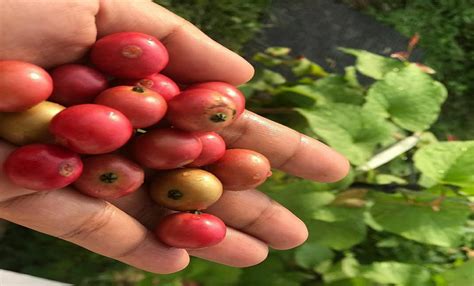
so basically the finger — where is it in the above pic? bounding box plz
[188,227,268,268]
[206,189,308,250]
[0,188,189,274]
[95,0,254,85]
[111,190,270,267]
[111,188,306,253]
[219,111,351,182]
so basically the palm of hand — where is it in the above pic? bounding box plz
[0,0,349,274]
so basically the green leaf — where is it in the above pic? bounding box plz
[253,52,284,66]
[361,262,431,285]
[375,174,408,184]
[273,85,321,107]
[313,75,365,105]
[370,193,471,247]
[262,69,287,85]
[439,260,474,286]
[322,254,360,282]
[364,64,448,131]
[292,57,329,77]
[414,141,474,188]
[308,207,367,250]
[344,66,362,88]
[339,48,405,79]
[265,46,291,57]
[261,180,335,220]
[295,242,334,269]
[296,104,392,165]
[238,255,310,286]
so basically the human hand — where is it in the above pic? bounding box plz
[0,0,350,273]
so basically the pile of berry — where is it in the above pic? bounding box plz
[0,32,271,249]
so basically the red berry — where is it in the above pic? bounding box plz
[188,132,226,167]
[94,86,167,128]
[49,64,108,106]
[3,144,83,191]
[49,104,133,154]
[90,32,168,79]
[167,89,237,132]
[187,82,245,116]
[207,149,271,191]
[155,212,226,249]
[131,128,202,170]
[0,61,53,112]
[119,73,180,101]
[74,154,144,199]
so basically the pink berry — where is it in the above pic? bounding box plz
[49,64,108,106]
[131,128,202,170]
[0,61,53,112]
[90,32,169,79]
[74,154,144,199]
[3,144,83,191]
[187,81,245,116]
[119,73,180,101]
[167,89,237,132]
[49,104,133,154]
[155,212,226,249]
[207,149,271,191]
[94,86,167,128]
[188,132,226,167]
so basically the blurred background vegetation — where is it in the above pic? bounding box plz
[1,0,473,285]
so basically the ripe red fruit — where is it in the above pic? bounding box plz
[49,104,133,154]
[49,64,108,106]
[207,149,272,190]
[90,32,169,79]
[0,61,53,112]
[131,128,202,170]
[94,86,167,128]
[119,73,180,101]
[187,82,245,116]
[74,154,144,199]
[155,212,226,249]
[167,89,237,132]
[3,144,83,191]
[188,132,226,167]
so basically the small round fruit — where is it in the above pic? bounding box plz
[90,32,169,79]
[155,212,226,249]
[167,89,237,132]
[94,86,167,128]
[131,128,202,170]
[49,64,109,106]
[188,132,225,167]
[74,154,144,199]
[49,104,133,154]
[207,149,271,191]
[0,101,65,145]
[187,82,245,116]
[0,61,53,112]
[119,73,180,101]
[3,144,83,191]
[150,168,223,211]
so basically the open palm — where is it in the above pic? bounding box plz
[0,0,349,273]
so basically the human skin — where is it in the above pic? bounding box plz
[0,0,350,274]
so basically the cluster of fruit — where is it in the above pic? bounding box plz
[0,32,271,249]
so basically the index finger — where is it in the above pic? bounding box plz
[219,111,351,182]
[96,0,254,85]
